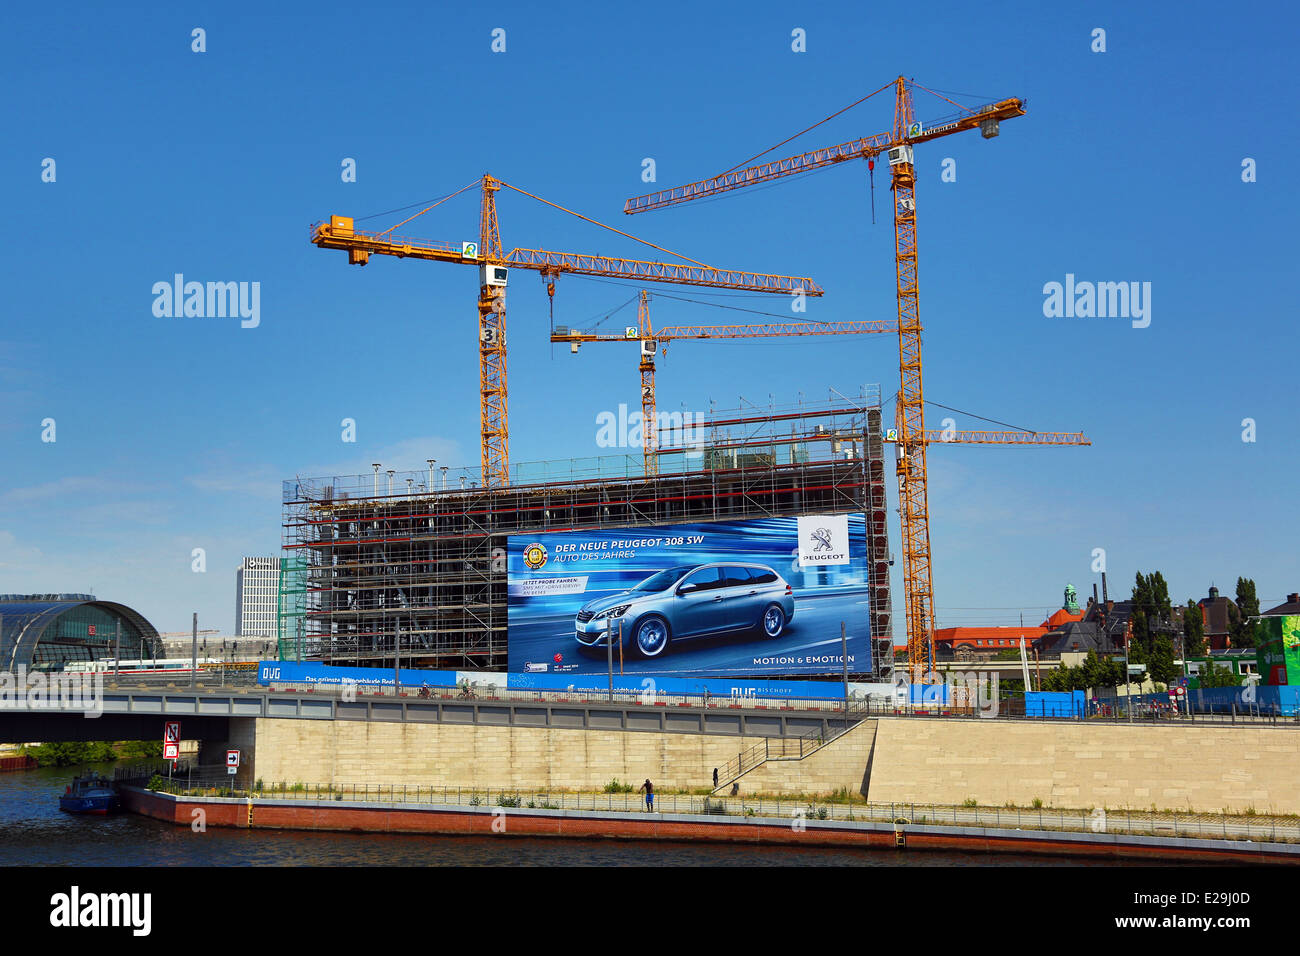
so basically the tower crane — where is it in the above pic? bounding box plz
[312,174,823,489]
[624,77,1083,674]
[553,290,894,474]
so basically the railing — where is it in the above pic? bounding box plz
[715,740,771,790]
[91,673,1300,728]
[116,771,1300,846]
[259,679,911,716]
[714,698,881,789]
[102,669,261,690]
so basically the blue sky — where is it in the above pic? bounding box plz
[1,0,1296,637]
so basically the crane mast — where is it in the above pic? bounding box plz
[621,76,1082,677]
[554,293,895,475]
[479,176,508,487]
[312,175,823,489]
[888,78,936,677]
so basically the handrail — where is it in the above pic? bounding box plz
[117,779,1300,846]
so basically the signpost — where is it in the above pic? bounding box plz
[1169,684,1186,716]
[164,721,181,781]
[227,750,240,776]
[163,721,180,755]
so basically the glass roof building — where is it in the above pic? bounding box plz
[0,594,162,671]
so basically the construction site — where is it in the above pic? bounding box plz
[278,75,1090,682]
[279,395,894,677]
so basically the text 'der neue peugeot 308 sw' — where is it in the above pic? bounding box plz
[574,563,795,659]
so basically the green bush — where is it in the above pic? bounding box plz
[602,778,634,793]
[23,741,117,767]
[116,740,164,758]
[498,795,521,807]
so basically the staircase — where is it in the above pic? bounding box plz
[712,699,874,793]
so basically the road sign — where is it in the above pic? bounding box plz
[1173,686,1186,696]
[87,625,96,636]
[163,721,181,744]
[227,750,240,768]
[163,742,179,760]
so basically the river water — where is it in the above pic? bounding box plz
[1,761,1116,866]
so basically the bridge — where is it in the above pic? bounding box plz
[0,681,853,745]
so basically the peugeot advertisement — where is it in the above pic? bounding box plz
[507,514,871,677]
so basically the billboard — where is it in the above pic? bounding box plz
[257,660,897,703]
[506,514,871,678]
[1258,615,1300,686]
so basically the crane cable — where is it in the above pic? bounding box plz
[496,179,714,269]
[371,179,482,238]
[715,79,896,177]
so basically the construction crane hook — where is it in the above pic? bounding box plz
[867,158,876,225]
[542,272,557,322]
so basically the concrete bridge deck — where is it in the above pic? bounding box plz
[0,685,848,744]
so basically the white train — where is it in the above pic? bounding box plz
[63,658,247,675]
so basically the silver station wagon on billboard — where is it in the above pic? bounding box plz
[574,563,796,659]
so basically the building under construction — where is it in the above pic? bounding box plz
[279,392,893,678]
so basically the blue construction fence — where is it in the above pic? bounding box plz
[1086,686,1300,718]
[1024,690,1086,718]
[1187,685,1300,717]
[256,660,862,702]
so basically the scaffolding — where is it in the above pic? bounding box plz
[279,391,893,678]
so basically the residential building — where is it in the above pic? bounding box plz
[933,585,1086,662]
[1197,586,1239,650]
[1263,593,1300,616]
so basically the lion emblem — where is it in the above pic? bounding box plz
[810,527,833,552]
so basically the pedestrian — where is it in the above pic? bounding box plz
[638,778,654,812]
[713,767,719,789]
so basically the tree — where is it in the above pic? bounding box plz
[1094,655,1125,689]
[1183,598,1206,657]
[1128,632,1147,666]
[1232,577,1260,649]
[1149,572,1173,618]
[1131,573,1153,653]
[1147,635,1179,687]
[1198,663,1241,688]
[1130,571,1173,659]
[1079,650,1103,689]
[1043,665,1086,692]
[1041,652,1125,693]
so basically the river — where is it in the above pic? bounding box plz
[1,761,1126,866]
